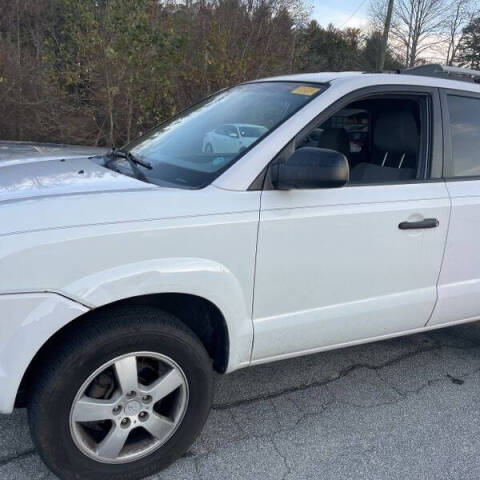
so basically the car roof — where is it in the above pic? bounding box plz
[254,71,480,94]
[255,72,362,83]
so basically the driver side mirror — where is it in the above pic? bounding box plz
[273,147,349,190]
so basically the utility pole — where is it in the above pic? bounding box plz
[379,0,395,72]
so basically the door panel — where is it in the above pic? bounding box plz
[428,181,480,326]
[252,183,450,361]
[213,132,227,152]
[428,91,480,327]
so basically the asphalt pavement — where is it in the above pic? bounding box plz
[2,322,480,479]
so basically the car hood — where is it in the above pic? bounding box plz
[0,155,250,239]
[0,141,108,165]
[0,156,151,204]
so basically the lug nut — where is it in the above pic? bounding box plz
[112,405,122,415]
[120,418,131,428]
[139,411,149,422]
[126,391,136,398]
[141,395,152,404]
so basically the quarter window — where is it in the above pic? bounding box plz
[446,95,480,178]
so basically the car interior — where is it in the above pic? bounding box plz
[296,96,427,185]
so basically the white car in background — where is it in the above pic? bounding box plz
[1,64,480,480]
[203,123,267,153]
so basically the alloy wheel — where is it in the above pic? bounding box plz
[69,352,189,464]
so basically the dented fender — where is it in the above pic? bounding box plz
[62,257,254,371]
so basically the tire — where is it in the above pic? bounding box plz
[28,306,213,480]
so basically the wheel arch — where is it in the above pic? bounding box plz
[16,292,231,408]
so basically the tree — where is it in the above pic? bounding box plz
[370,0,479,67]
[456,16,480,69]
[0,0,427,147]
[296,21,363,72]
[0,0,317,145]
[445,0,477,65]
[393,0,450,67]
[363,31,403,71]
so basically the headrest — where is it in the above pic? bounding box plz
[374,111,419,155]
[317,128,350,157]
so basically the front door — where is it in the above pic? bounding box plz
[252,89,450,362]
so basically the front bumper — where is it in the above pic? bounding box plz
[0,292,88,413]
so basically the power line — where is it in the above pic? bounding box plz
[341,0,369,28]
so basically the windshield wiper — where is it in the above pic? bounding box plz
[107,148,153,170]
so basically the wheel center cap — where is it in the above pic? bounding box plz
[124,400,142,416]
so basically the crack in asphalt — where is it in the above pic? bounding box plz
[213,342,442,410]
[271,438,292,480]
[0,448,36,467]
[183,336,480,464]
[190,362,480,464]
[213,333,480,411]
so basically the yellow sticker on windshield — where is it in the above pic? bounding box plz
[291,86,320,96]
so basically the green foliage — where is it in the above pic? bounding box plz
[456,17,480,69]
[0,0,454,147]
[362,31,403,72]
[296,21,363,71]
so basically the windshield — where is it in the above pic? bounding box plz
[119,82,326,188]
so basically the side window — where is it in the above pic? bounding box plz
[215,126,227,135]
[446,95,480,178]
[225,125,239,138]
[296,96,427,185]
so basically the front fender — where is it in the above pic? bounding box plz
[0,292,89,413]
[62,257,254,372]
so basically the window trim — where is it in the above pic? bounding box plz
[257,85,443,191]
[440,88,480,182]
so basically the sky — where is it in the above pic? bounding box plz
[311,0,371,29]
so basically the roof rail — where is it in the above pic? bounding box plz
[402,64,480,84]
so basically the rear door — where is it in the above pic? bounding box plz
[252,86,450,362]
[428,89,480,327]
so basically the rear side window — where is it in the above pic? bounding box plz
[240,126,266,137]
[446,95,480,178]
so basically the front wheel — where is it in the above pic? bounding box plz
[28,306,213,480]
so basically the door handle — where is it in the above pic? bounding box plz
[398,218,439,230]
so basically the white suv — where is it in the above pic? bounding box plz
[1,64,480,479]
